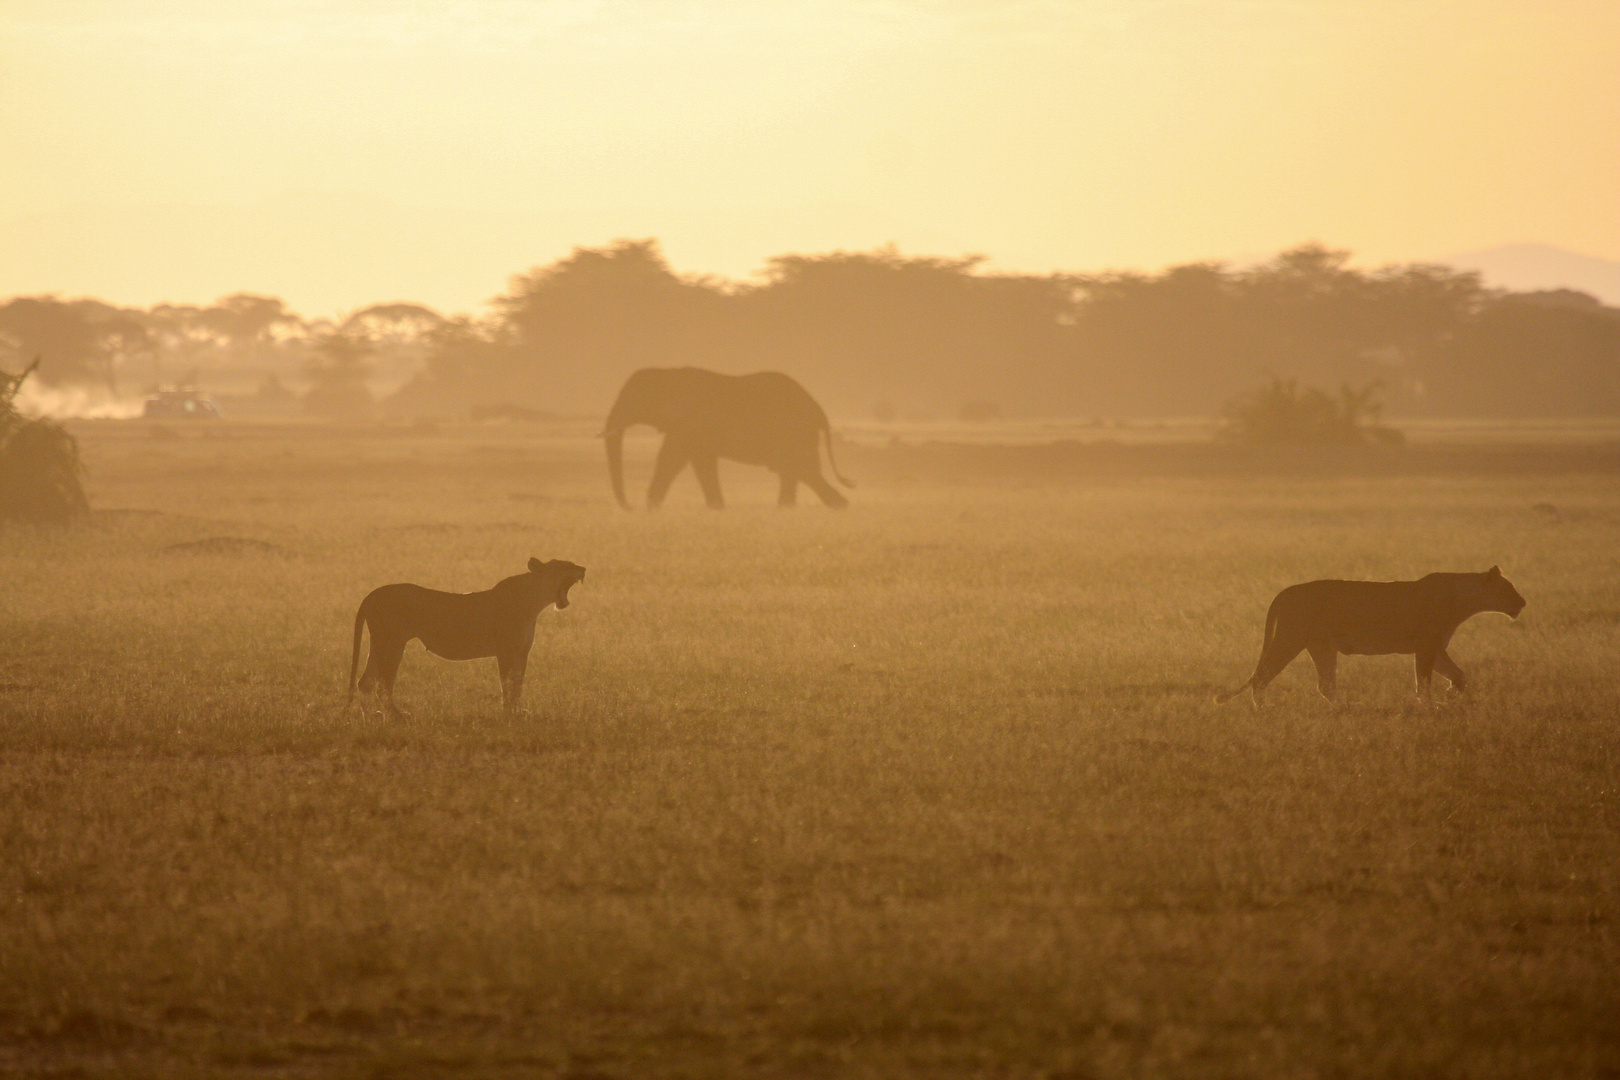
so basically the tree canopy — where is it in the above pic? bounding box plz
[5,242,1617,421]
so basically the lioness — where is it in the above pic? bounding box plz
[1216,566,1525,705]
[348,557,586,718]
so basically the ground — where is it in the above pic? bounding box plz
[2,419,1617,1078]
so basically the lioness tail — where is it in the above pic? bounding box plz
[1213,593,1282,705]
[347,600,368,706]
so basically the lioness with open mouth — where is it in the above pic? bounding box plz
[348,557,586,718]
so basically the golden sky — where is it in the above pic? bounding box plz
[2,0,1616,315]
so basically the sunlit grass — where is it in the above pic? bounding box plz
[1,423,1617,1077]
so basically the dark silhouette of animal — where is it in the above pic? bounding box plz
[1216,567,1525,705]
[601,367,852,509]
[348,558,586,718]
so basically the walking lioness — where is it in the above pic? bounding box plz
[1216,567,1524,705]
[348,557,586,718]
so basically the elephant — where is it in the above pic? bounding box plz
[602,367,854,509]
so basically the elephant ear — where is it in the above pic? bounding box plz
[528,557,544,573]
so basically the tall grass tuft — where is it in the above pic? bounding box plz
[0,357,89,523]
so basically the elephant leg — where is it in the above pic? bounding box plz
[692,454,724,509]
[777,472,799,507]
[802,470,848,509]
[646,438,689,508]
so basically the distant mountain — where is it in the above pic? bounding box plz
[1441,243,1620,306]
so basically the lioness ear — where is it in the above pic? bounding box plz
[528,557,543,573]
[1488,565,1501,577]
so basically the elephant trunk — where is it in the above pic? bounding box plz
[604,427,630,509]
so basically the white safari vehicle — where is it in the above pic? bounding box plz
[142,389,223,419]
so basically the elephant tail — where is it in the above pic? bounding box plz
[822,421,855,488]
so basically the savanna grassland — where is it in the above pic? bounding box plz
[3,420,1619,1079]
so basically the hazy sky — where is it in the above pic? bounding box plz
[2,0,1616,315]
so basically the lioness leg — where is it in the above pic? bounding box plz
[497,651,529,715]
[359,635,407,719]
[1414,649,1438,702]
[1306,644,1338,700]
[692,454,724,509]
[1432,649,1467,693]
[1249,642,1305,704]
[777,472,799,507]
[647,439,690,509]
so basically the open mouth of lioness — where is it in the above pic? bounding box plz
[556,582,575,609]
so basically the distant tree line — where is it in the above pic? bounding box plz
[4,242,1617,419]
[0,293,444,416]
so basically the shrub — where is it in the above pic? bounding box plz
[1218,374,1403,446]
[0,359,90,523]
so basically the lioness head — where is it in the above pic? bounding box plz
[528,557,587,609]
[1475,565,1526,618]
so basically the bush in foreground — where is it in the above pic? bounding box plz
[0,358,89,523]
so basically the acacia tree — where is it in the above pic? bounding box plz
[0,297,152,392]
[302,331,375,421]
[338,303,444,395]
[389,316,517,418]
[742,247,1076,417]
[494,239,732,410]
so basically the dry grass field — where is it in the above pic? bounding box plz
[3,420,1618,1079]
